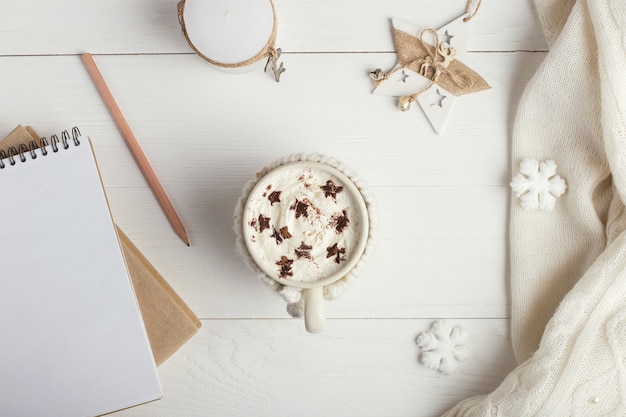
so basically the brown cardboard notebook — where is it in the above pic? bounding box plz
[1,125,201,366]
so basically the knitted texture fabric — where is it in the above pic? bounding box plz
[441,0,626,415]
[510,0,611,363]
[234,154,377,317]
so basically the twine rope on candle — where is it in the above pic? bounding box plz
[177,0,280,70]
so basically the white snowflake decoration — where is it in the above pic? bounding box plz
[510,159,567,211]
[416,320,470,375]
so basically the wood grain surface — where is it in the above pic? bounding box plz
[0,1,546,415]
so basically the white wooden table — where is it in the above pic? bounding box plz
[0,1,547,415]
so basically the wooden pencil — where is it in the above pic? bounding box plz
[81,53,190,246]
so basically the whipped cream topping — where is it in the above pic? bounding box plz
[244,163,366,283]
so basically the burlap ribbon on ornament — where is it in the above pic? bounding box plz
[376,27,490,99]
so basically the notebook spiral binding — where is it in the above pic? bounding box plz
[0,127,81,169]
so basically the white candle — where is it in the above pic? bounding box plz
[179,0,276,73]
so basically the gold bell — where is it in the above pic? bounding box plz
[369,68,386,81]
[399,96,412,111]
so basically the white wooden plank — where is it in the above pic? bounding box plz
[0,0,546,55]
[115,318,517,417]
[0,2,549,416]
[0,51,543,187]
[0,51,540,319]
[278,0,547,53]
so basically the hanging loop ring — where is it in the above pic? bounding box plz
[463,0,482,22]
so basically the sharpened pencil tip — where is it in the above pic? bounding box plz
[179,234,190,247]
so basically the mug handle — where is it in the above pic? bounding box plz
[303,287,325,333]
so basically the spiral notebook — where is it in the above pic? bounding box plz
[0,129,162,416]
[0,125,201,367]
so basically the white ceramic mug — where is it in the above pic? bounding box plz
[242,161,369,333]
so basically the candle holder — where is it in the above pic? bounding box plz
[178,0,285,81]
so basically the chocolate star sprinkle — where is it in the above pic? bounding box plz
[330,209,350,233]
[271,226,292,245]
[320,180,344,200]
[276,256,294,278]
[270,227,283,244]
[290,199,311,219]
[326,243,346,264]
[268,191,282,205]
[279,226,292,239]
[295,241,313,259]
[258,214,271,233]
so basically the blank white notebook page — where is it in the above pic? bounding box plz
[0,136,162,417]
